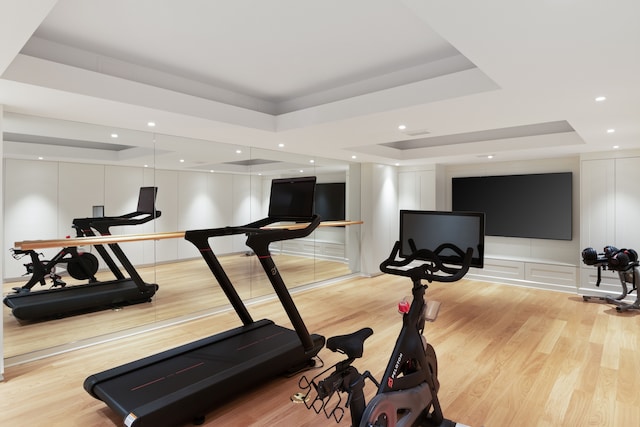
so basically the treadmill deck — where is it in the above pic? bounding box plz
[85,319,324,427]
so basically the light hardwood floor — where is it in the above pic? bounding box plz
[2,274,640,426]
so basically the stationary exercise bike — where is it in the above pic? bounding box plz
[297,240,474,427]
[10,221,99,292]
[581,245,640,312]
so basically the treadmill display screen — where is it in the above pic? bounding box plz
[137,187,158,213]
[268,176,316,220]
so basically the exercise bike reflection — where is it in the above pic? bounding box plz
[297,241,473,427]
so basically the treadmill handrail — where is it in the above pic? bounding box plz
[71,211,162,289]
[246,215,320,252]
[73,210,162,233]
[183,215,322,353]
[184,215,320,243]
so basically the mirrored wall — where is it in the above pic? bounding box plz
[2,113,361,361]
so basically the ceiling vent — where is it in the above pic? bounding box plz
[402,129,431,137]
[223,159,280,167]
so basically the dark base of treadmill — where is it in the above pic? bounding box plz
[84,319,324,427]
[3,280,158,322]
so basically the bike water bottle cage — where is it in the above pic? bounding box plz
[326,327,373,359]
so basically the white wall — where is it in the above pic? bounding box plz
[360,163,398,276]
[151,169,179,263]
[5,159,62,278]
[346,163,361,272]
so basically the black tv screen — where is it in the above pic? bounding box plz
[314,183,345,221]
[400,210,485,268]
[452,172,572,240]
[268,176,316,220]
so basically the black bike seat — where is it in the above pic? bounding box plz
[326,327,373,359]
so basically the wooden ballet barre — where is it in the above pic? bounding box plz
[14,231,186,251]
[261,220,363,230]
[14,220,363,251]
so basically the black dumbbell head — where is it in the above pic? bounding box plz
[610,249,630,270]
[581,247,598,265]
[604,246,619,259]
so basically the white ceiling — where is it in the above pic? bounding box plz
[1,0,639,170]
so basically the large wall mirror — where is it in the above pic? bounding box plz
[2,113,361,362]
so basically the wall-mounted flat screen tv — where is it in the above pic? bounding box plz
[400,210,485,268]
[268,176,317,220]
[314,182,345,221]
[452,172,572,240]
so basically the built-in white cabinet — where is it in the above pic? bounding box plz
[579,155,640,299]
[399,168,436,211]
[614,158,640,248]
[468,257,578,293]
[580,158,616,251]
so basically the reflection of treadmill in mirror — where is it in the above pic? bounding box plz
[84,176,325,427]
[3,187,161,322]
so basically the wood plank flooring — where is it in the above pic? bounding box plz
[2,274,640,426]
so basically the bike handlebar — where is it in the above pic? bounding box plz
[379,241,473,283]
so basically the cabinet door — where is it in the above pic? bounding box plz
[580,159,615,250]
[615,157,640,249]
[398,170,435,211]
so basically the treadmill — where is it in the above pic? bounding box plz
[84,176,325,427]
[3,187,161,321]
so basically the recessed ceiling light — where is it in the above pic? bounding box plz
[179,159,185,163]
[236,149,242,154]
[595,96,607,102]
[38,156,44,160]
[210,169,215,173]
[309,159,315,164]
[487,155,494,159]
[351,155,357,159]
[395,163,400,166]
[147,121,156,127]
[398,124,406,130]
[111,133,118,138]
[607,128,616,134]
[299,169,304,173]
[144,164,149,168]
[613,145,620,149]
[278,143,284,148]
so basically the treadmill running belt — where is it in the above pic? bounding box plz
[87,320,319,426]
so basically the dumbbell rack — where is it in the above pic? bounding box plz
[582,246,640,312]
